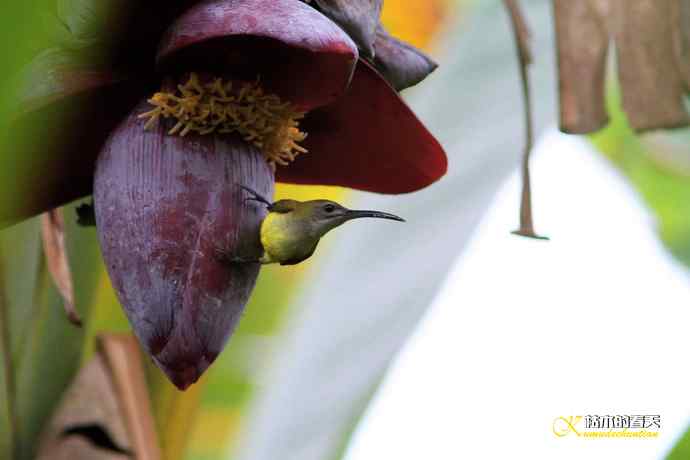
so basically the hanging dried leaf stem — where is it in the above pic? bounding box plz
[504,0,548,240]
[40,209,81,326]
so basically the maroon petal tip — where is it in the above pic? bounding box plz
[95,100,274,389]
[276,59,447,194]
[154,349,214,390]
[157,0,358,111]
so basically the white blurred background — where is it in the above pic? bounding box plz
[345,130,690,460]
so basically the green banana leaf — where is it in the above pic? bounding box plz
[668,426,690,460]
[0,203,100,460]
[591,89,690,270]
[0,4,99,459]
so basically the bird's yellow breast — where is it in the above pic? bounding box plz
[260,212,308,264]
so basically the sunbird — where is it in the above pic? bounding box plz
[219,185,405,266]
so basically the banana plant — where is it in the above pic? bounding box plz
[0,1,451,459]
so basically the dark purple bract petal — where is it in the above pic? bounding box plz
[94,100,274,389]
[370,24,438,91]
[157,0,358,111]
[276,60,447,193]
[310,0,382,57]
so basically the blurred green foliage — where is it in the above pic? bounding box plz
[591,87,690,269]
[0,1,45,224]
[0,203,101,459]
[591,87,690,458]
[668,427,690,460]
[0,184,308,460]
[0,3,76,459]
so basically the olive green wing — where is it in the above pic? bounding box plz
[279,241,318,266]
[269,199,298,214]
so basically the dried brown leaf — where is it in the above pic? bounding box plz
[36,351,132,459]
[40,209,81,326]
[672,0,690,92]
[613,0,689,131]
[553,0,610,133]
[36,334,161,459]
[99,334,161,460]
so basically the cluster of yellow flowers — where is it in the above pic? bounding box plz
[139,73,307,166]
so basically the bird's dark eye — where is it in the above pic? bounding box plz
[324,204,336,213]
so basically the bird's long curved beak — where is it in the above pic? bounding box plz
[344,210,405,222]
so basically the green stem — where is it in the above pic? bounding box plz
[0,252,19,459]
